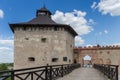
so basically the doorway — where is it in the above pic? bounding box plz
[82,55,92,67]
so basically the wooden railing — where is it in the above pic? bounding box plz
[0,64,80,80]
[94,64,119,80]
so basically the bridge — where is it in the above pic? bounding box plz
[58,64,119,80]
[0,64,119,80]
[58,67,108,80]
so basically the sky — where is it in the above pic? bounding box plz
[0,0,120,63]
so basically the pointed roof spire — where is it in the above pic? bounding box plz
[43,2,46,8]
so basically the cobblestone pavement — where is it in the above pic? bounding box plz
[58,67,109,80]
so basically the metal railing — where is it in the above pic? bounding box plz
[0,64,80,80]
[94,64,119,80]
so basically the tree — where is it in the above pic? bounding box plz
[0,64,8,70]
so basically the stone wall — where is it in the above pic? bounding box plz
[74,46,120,77]
[14,26,75,69]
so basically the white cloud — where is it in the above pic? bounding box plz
[0,40,13,63]
[96,30,109,36]
[104,30,108,34]
[99,32,102,35]
[75,36,84,46]
[112,43,120,46]
[0,52,13,63]
[52,10,93,36]
[52,10,93,45]
[0,9,4,18]
[89,19,95,25]
[0,40,14,46]
[0,47,12,51]
[92,0,120,16]
[91,2,97,9]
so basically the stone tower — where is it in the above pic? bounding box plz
[9,6,78,69]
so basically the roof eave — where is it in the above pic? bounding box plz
[9,24,15,33]
[9,24,78,36]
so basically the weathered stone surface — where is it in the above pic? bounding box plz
[14,28,75,69]
[74,46,120,78]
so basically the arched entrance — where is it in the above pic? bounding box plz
[82,55,92,67]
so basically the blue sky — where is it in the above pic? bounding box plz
[0,0,120,63]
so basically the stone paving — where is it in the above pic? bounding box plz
[58,67,109,80]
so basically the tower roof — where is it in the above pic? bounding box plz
[12,6,56,25]
[9,6,78,36]
[24,15,56,24]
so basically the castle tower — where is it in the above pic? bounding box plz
[9,6,78,69]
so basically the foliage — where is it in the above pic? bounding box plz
[6,77,11,80]
[0,64,7,70]
[0,63,13,71]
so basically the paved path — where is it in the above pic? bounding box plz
[58,67,108,80]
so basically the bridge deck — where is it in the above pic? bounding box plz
[58,67,108,80]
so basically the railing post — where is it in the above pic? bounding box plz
[45,65,48,80]
[11,70,14,80]
[94,64,119,80]
[31,72,33,80]
[115,66,119,80]
[108,65,110,78]
[0,64,81,80]
[49,66,52,80]
[61,65,63,77]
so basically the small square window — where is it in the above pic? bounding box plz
[100,51,102,54]
[23,27,27,31]
[107,51,110,54]
[63,57,67,61]
[54,27,58,31]
[74,52,78,54]
[52,58,58,62]
[28,57,35,61]
[25,37,29,40]
[41,38,47,42]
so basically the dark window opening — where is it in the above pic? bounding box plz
[23,27,26,31]
[28,57,35,61]
[74,52,78,54]
[39,27,44,30]
[63,57,67,61]
[42,59,44,61]
[52,58,58,62]
[74,59,77,64]
[100,51,102,54]
[107,51,110,54]
[25,37,29,40]
[69,59,71,62]
[41,38,47,42]
[54,27,58,31]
